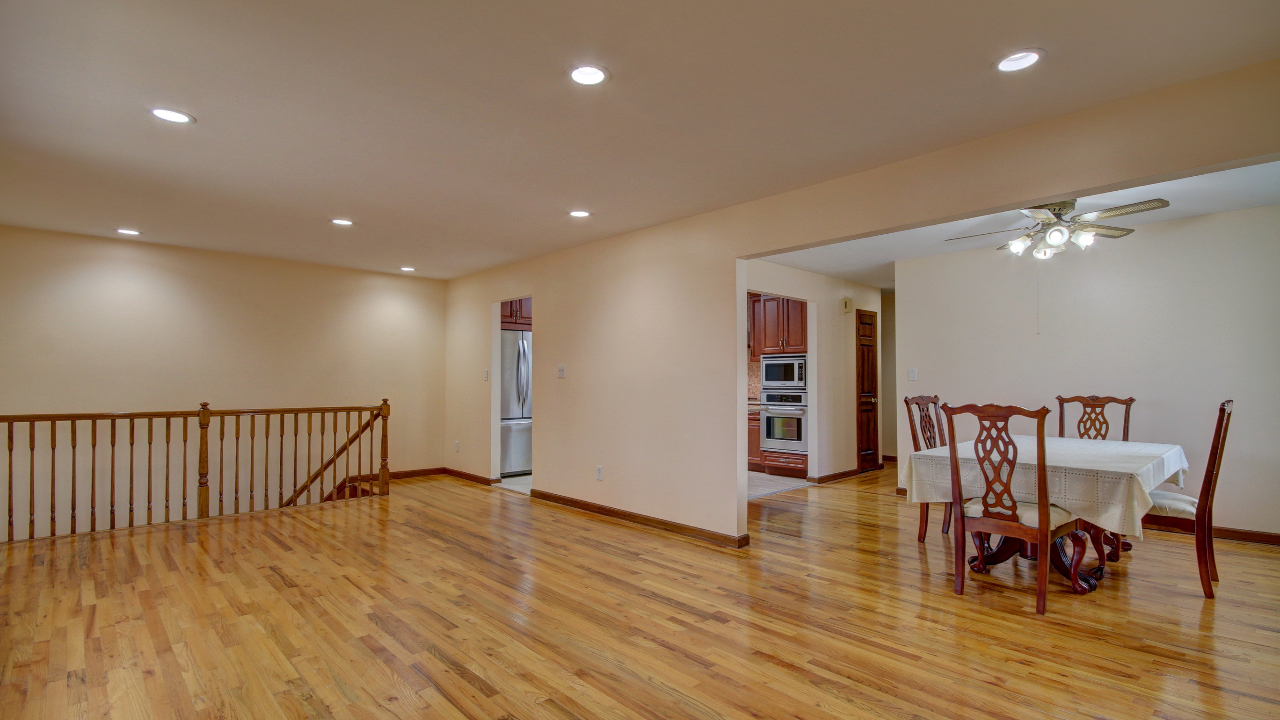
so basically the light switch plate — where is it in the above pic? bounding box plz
[596,466,603,481]
[484,369,489,381]
[557,364,566,378]
[909,368,918,381]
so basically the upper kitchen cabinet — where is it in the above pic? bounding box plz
[756,294,806,355]
[748,293,763,360]
[501,297,533,330]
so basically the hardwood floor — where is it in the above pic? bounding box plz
[3,465,1278,719]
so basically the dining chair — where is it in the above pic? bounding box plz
[1057,394,1137,567]
[1142,400,1233,599]
[904,395,949,542]
[942,403,1089,615]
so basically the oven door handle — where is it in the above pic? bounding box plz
[763,407,806,415]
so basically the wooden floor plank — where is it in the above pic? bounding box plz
[3,466,1279,719]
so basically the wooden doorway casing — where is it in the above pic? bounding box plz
[856,309,883,473]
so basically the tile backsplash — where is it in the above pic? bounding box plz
[748,360,761,400]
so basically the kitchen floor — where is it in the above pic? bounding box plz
[748,471,809,499]
[495,474,532,495]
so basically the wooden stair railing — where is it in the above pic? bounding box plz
[0,399,390,542]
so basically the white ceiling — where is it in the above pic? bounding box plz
[2,1,1279,278]
[766,160,1280,288]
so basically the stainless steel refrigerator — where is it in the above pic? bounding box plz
[500,329,532,477]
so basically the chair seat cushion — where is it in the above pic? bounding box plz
[1147,489,1198,520]
[963,498,1075,529]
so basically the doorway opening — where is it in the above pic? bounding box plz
[496,296,533,495]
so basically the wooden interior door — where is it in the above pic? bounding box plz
[856,309,882,472]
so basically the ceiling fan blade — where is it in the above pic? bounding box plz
[944,226,1034,242]
[1074,223,1134,238]
[1073,198,1169,222]
[1019,207,1058,222]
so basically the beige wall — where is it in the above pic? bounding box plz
[880,291,897,458]
[744,260,881,476]
[443,61,1279,539]
[0,225,448,471]
[894,204,1280,533]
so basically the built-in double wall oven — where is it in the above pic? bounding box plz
[759,390,807,453]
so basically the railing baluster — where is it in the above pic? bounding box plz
[49,421,57,536]
[331,412,338,499]
[292,413,299,505]
[7,422,14,541]
[109,419,116,530]
[249,414,256,512]
[28,422,36,539]
[234,415,241,514]
[147,419,154,525]
[218,416,225,516]
[128,418,135,527]
[182,417,189,520]
[316,409,322,504]
[70,422,77,535]
[379,399,390,495]
[345,412,352,500]
[90,421,97,532]
[306,413,313,505]
[263,414,271,510]
[165,418,171,523]
[278,413,285,509]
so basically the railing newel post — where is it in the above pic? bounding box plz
[379,399,390,496]
[197,403,211,519]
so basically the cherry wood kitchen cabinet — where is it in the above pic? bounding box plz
[748,413,764,472]
[761,449,807,478]
[756,294,806,355]
[501,297,533,330]
[748,293,764,361]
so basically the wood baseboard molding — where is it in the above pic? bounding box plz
[388,467,495,485]
[1143,522,1280,546]
[882,455,897,462]
[530,489,749,549]
[807,468,861,484]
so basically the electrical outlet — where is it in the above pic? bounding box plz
[908,368,918,381]
[454,440,460,452]
[596,466,603,481]
[558,364,566,378]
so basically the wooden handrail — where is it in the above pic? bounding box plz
[1,399,391,542]
[282,408,381,507]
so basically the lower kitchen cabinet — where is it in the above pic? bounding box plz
[748,413,764,472]
[761,449,807,478]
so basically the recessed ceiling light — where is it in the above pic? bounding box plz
[151,108,195,123]
[997,50,1041,72]
[570,66,608,85]
[116,228,141,236]
[331,218,353,226]
[569,210,590,218]
[400,267,415,272]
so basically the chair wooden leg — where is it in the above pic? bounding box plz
[941,502,952,534]
[1035,536,1050,615]
[918,502,930,543]
[953,511,965,596]
[1066,531,1090,594]
[1086,523,1107,576]
[1104,532,1123,562]
[1206,528,1219,582]
[1195,530,1215,599]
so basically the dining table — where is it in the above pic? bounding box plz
[904,435,1189,591]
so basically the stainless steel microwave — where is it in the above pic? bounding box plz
[761,354,805,389]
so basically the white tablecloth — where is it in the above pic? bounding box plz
[904,436,1188,538]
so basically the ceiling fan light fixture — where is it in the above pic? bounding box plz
[1008,235,1032,256]
[1045,225,1070,247]
[1071,231,1096,249]
[1031,238,1059,259]
[998,50,1041,72]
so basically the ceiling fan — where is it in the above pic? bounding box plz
[945,197,1170,259]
